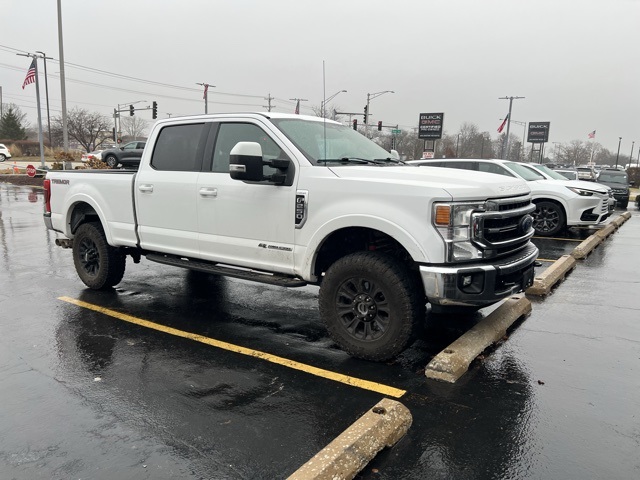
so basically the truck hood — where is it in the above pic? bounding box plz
[328,165,531,200]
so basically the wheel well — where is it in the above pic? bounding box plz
[532,198,566,217]
[69,202,100,234]
[313,227,416,278]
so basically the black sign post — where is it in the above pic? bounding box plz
[418,113,444,140]
[527,122,550,143]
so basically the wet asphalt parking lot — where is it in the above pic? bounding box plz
[1,183,639,479]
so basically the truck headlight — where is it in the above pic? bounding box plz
[434,202,484,262]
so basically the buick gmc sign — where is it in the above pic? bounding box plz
[418,113,444,139]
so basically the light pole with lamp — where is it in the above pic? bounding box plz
[615,137,622,168]
[321,90,347,119]
[35,51,53,147]
[365,90,394,136]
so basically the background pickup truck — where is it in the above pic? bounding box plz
[100,141,146,169]
[44,113,538,361]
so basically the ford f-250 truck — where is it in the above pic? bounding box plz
[44,113,538,361]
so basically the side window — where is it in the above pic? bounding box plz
[150,123,205,172]
[444,161,474,171]
[478,162,514,177]
[211,123,289,174]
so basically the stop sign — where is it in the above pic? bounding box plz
[26,164,37,177]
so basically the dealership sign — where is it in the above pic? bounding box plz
[527,122,550,143]
[418,113,444,139]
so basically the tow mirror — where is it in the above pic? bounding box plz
[229,141,289,184]
[390,149,400,161]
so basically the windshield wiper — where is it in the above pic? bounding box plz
[318,157,380,165]
[374,157,406,165]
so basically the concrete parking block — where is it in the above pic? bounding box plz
[287,398,412,480]
[595,222,618,239]
[527,254,576,294]
[572,234,604,259]
[424,295,531,383]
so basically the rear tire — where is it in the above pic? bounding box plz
[319,252,424,361]
[0,154,6,162]
[73,222,126,289]
[532,201,565,236]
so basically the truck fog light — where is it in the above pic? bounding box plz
[462,275,472,287]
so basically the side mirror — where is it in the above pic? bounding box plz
[390,149,400,161]
[229,142,289,184]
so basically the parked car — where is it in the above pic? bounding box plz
[0,143,12,161]
[409,158,612,236]
[596,169,631,208]
[81,150,103,163]
[524,163,616,212]
[101,141,146,169]
[576,165,596,181]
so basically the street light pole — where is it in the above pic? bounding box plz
[321,90,346,118]
[56,0,69,150]
[498,96,525,159]
[629,141,635,168]
[615,137,622,168]
[35,51,52,147]
[365,90,394,137]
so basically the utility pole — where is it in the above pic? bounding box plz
[35,51,53,147]
[498,95,525,159]
[289,98,308,114]
[57,0,69,150]
[263,93,275,112]
[196,82,215,114]
[615,137,622,168]
[629,141,635,167]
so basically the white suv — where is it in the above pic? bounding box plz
[0,143,12,162]
[410,158,612,236]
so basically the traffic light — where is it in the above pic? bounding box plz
[352,119,358,130]
[129,105,134,116]
[377,121,382,131]
[152,101,158,119]
[363,105,368,123]
[112,127,116,141]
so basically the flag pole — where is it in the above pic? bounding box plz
[33,58,45,168]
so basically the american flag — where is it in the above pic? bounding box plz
[497,114,509,133]
[588,130,596,139]
[22,59,36,89]
[203,83,209,99]
[294,99,300,115]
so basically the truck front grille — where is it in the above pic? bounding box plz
[472,195,536,259]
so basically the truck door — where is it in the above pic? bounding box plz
[134,122,208,257]
[197,121,296,274]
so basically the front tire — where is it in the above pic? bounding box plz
[532,201,566,236]
[0,154,6,162]
[72,222,126,289]
[105,155,118,169]
[319,252,424,361]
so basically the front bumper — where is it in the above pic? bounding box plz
[420,243,538,307]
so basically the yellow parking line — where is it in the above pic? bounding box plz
[58,296,406,399]
[532,236,583,242]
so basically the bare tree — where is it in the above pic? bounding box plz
[120,116,149,140]
[52,107,111,152]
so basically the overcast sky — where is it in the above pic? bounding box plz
[2,0,639,155]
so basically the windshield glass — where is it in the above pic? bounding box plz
[505,162,546,181]
[270,118,395,165]
[598,172,628,184]
[532,164,569,180]
[556,170,577,180]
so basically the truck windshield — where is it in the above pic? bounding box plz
[270,118,398,165]
[598,172,627,184]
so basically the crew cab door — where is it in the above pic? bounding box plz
[196,121,296,274]
[134,122,209,257]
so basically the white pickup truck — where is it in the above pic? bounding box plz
[44,113,538,361]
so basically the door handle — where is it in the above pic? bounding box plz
[138,184,153,193]
[199,187,218,197]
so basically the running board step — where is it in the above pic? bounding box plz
[145,253,307,288]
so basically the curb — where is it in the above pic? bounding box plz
[572,212,631,259]
[287,398,412,480]
[526,254,576,295]
[424,295,531,383]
